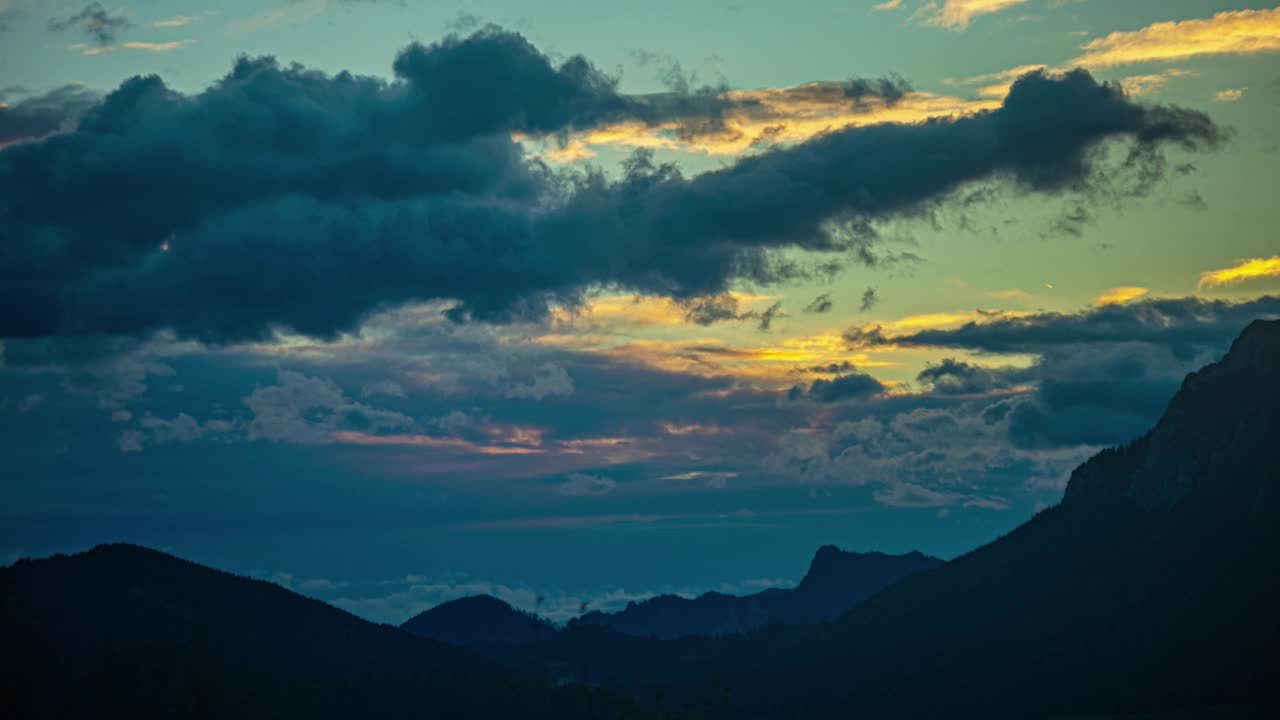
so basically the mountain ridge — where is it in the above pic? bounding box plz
[1065,318,1280,509]
[5,319,1279,718]
[402,593,558,647]
[0,542,646,719]
[646,317,1280,717]
[571,545,941,640]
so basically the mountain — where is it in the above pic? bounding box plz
[403,594,557,648]
[574,547,941,639]
[7,319,1279,718]
[0,544,644,719]
[643,319,1280,718]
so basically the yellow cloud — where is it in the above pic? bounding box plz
[1120,69,1196,96]
[525,84,997,161]
[918,0,1029,31]
[1199,257,1280,289]
[550,292,778,328]
[879,311,988,331]
[986,288,1033,301]
[532,330,898,389]
[844,309,1036,349]
[153,16,200,28]
[1094,287,1150,306]
[1214,87,1247,102]
[1072,7,1280,69]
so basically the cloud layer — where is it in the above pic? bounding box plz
[0,28,1224,347]
[1072,7,1280,69]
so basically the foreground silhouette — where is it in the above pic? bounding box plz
[637,319,1280,717]
[0,545,644,719]
[4,320,1278,718]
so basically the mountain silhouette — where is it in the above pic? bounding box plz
[403,594,557,647]
[637,319,1280,717]
[573,547,941,639]
[6,319,1279,718]
[0,544,643,718]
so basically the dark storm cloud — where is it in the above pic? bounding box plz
[916,358,1027,395]
[756,301,786,331]
[879,296,1280,449]
[803,294,833,314]
[859,287,879,313]
[852,296,1280,357]
[676,294,786,329]
[1006,343,1198,449]
[0,28,1224,345]
[0,85,99,146]
[788,371,885,403]
[627,48,911,140]
[47,3,129,45]
[794,361,859,375]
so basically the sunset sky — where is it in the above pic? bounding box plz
[2,0,1278,623]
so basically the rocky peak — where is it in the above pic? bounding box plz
[1064,319,1280,510]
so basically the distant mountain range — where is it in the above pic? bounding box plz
[400,546,940,650]
[5,319,1279,718]
[572,547,941,639]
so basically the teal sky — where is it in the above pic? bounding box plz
[2,1,1278,623]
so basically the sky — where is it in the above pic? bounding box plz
[1,0,1278,624]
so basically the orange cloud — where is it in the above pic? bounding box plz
[659,422,727,436]
[1072,7,1280,69]
[1095,287,1150,307]
[1198,257,1280,289]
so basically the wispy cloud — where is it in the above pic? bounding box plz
[1214,87,1247,102]
[71,39,194,55]
[1199,257,1280,289]
[1120,68,1196,96]
[559,473,617,496]
[332,431,545,455]
[48,2,129,45]
[916,0,1028,31]
[153,16,200,28]
[1095,287,1150,307]
[527,83,997,160]
[237,0,326,32]
[953,64,1048,99]
[873,0,904,11]
[1072,7,1280,68]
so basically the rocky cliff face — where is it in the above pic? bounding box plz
[1064,318,1280,511]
